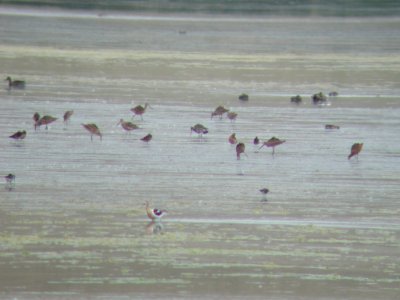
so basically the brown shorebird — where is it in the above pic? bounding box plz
[141,133,152,142]
[211,105,229,119]
[227,112,238,121]
[130,103,149,120]
[63,110,74,124]
[33,112,40,130]
[117,119,139,132]
[348,143,363,160]
[5,76,25,89]
[4,173,15,184]
[253,136,260,145]
[145,201,167,221]
[36,115,57,130]
[228,133,237,145]
[82,123,102,141]
[325,124,340,130]
[191,124,208,136]
[236,142,246,160]
[259,137,286,155]
[9,130,26,140]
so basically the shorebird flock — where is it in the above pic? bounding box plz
[4,77,364,221]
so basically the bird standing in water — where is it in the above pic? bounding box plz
[82,123,102,141]
[36,115,58,130]
[227,111,238,122]
[145,201,167,221]
[63,110,74,125]
[5,76,25,89]
[348,143,363,160]
[117,119,139,133]
[211,105,229,119]
[253,136,260,145]
[259,137,286,155]
[191,124,208,137]
[4,173,15,184]
[259,188,269,201]
[9,130,26,140]
[236,142,246,160]
[228,133,237,145]
[141,133,152,142]
[131,103,149,120]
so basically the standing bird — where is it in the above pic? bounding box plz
[9,130,26,140]
[82,123,102,141]
[130,103,149,120]
[191,124,208,136]
[63,110,74,125]
[5,76,25,89]
[259,188,269,201]
[259,137,286,155]
[145,201,167,221]
[236,142,246,160]
[141,133,153,143]
[348,143,363,160]
[227,111,238,122]
[36,115,57,130]
[33,112,40,130]
[4,173,16,184]
[117,119,139,132]
[253,136,260,145]
[228,133,237,145]
[211,105,229,119]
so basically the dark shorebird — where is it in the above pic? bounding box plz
[9,130,26,140]
[348,143,363,160]
[259,137,286,155]
[33,112,40,130]
[82,123,102,141]
[325,124,340,130]
[227,111,238,121]
[145,201,167,221]
[253,136,260,145]
[130,103,149,120]
[211,105,229,119]
[191,124,208,136]
[141,133,153,142]
[238,93,249,101]
[236,142,246,160]
[4,173,16,184]
[117,119,139,132]
[228,133,237,145]
[312,92,327,105]
[63,110,74,125]
[36,115,57,130]
[260,188,269,200]
[5,76,25,89]
[290,95,302,104]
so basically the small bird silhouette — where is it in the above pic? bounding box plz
[63,110,74,125]
[36,115,57,130]
[348,143,363,160]
[141,133,152,142]
[9,130,26,140]
[4,173,15,184]
[211,105,229,119]
[259,137,286,155]
[131,103,149,120]
[236,142,246,160]
[5,76,25,89]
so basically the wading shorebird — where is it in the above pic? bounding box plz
[325,124,340,130]
[260,188,269,200]
[117,119,139,132]
[259,137,286,155]
[211,105,229,119]
[253,136,260,145]
[9,130,26,140]
[36,115,58,130]
[141,133,152,142]
[228,133,237,145]
[130,103,149,120]
[227,111,238,121]
[33,112,40,130]
[236,142,246,160]
[63,110,74,125]
[5,76,25,89]
[4,173,15,184]
[82,123,102,141]
[191,124,208,136]
[348,143,363,160]
[145,201,167,221]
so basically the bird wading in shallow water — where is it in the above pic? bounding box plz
[227,111,238,121]
[260,188,269,201]
[259,137,286,155]
[141,133,152,142]
[117,119,139,133]
[236,142,246,160]
[348,143,363,160]
[191,124,208,137]
[130,103,149,120]
[63,110,74,125]
[253,136,260,145]
[82,123,102,141]
[211,105,229,119]
[36,115,58,130]
[145,201,167,221]
[228,133,237,145]
[9,130,26,140]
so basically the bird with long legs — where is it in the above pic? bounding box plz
[5,76,25,90]
[82,123,102,141]
[227,111,238,122]
[141,133,152,143]
[259,188,269,201]
[348,143,363,160]
[259,137,286,155]
[130,103,149,120]
[63,110,74,125]
[145,201,167,221]
[191,124,208,137]
[211,105,229,119]
[36,115,58,130]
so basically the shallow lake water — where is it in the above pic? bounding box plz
[0,7,400,299]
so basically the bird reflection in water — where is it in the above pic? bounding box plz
[146,221,164,235]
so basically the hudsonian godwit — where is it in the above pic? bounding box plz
[82,123,102,141]
[348,143,363,160]
[130,103,149,120]
[9,130,26,140]
[259,137,286,155]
